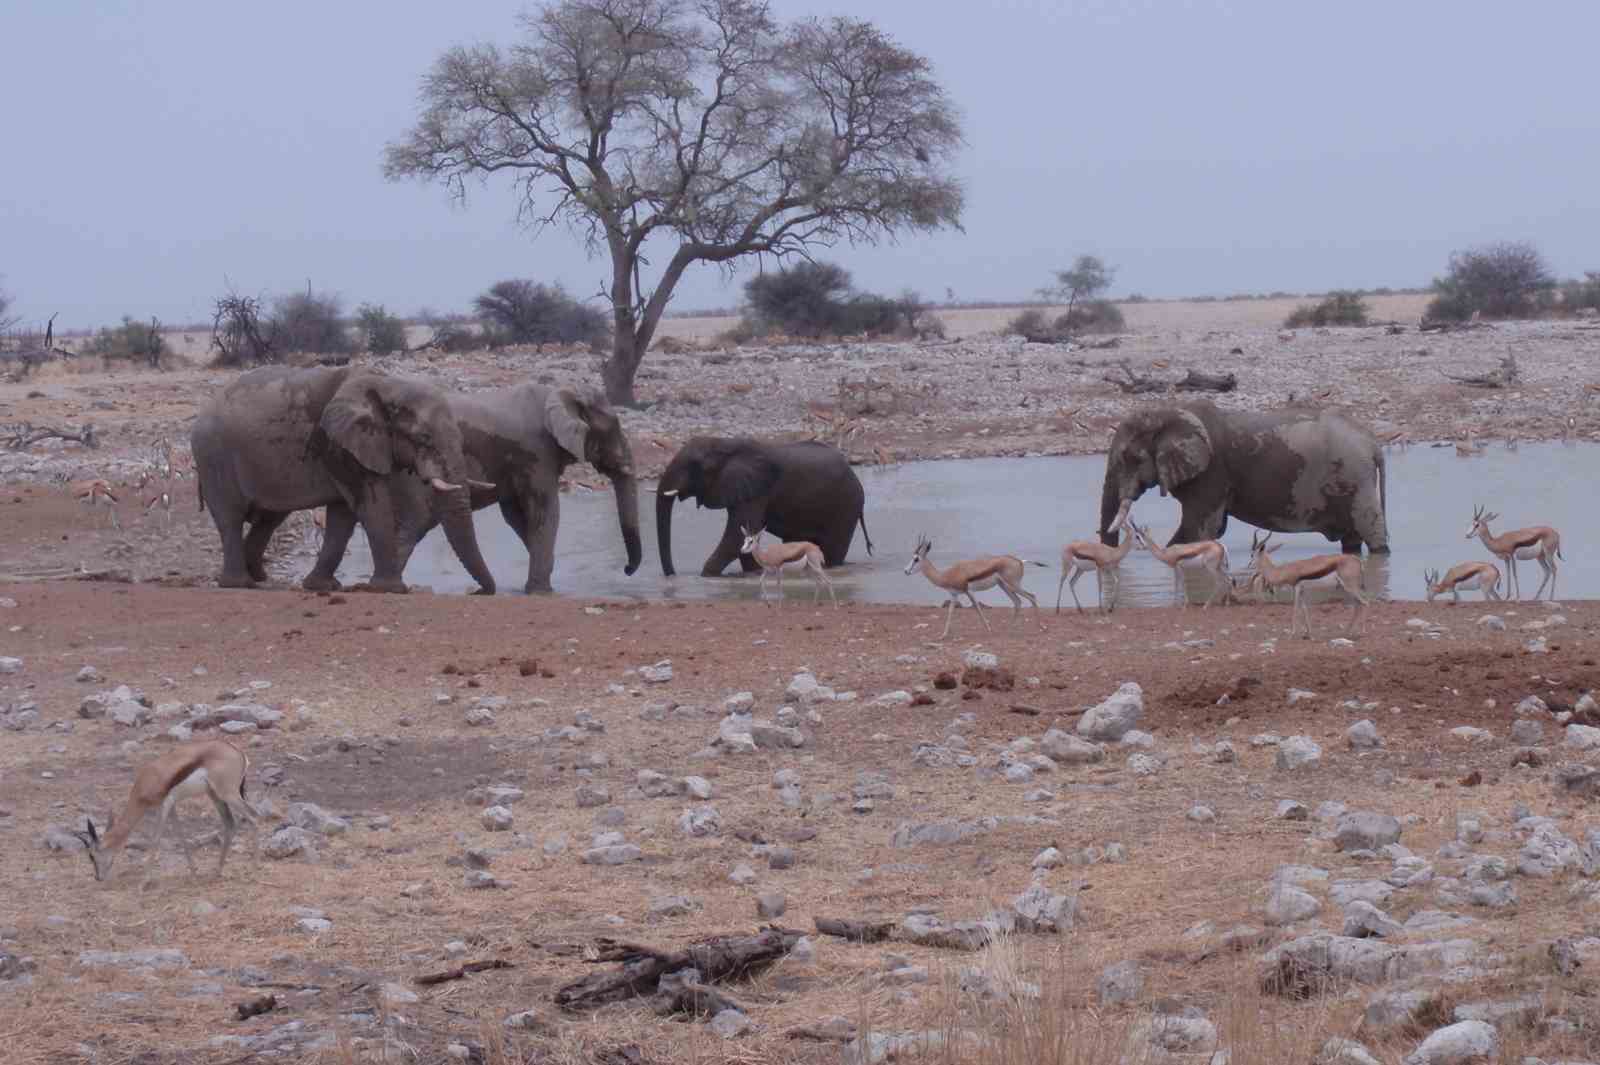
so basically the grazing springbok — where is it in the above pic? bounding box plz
[904,534,1044,639]
[1058,503,1136,614]
[71,478,120,529]
[1248,530,1368,639]
[739,525,837,609]
[143,477,175,526]
[1128,520,1231,609]
[1424,561,1503,604]
[74,740,260,885]
[1466,505,1562,601]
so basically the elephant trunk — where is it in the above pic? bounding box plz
[1100,467,1129,546]
[436,485,496,594]
[656,490,678,576]
[613,473,642,576]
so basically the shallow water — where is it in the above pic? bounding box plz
[336,442,1595,606]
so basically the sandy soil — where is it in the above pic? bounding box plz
[3,298,1599,1063]
[0,582,1597,1064]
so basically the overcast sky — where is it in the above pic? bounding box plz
[4,0,1597,330]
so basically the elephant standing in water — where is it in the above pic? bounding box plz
[306,385,642,593]
[656,437,871,577]
[190,366,495,592]
[1099,399,1389,555]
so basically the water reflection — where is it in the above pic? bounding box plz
[337,442,1593,606]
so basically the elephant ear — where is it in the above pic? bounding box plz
[544,389,590,462]
[1154,410,1213,492]
[708,446,782,506]
[320,384,393,475]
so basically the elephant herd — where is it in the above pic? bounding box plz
[191,365,1389,599]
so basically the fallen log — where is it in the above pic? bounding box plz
[1103,360,1164,394]
[813,917,895,943]
[2,420,100,450]
[415,959,513,986]
[1174,369,1237,393]
[552,927,801,1012]
[1442,353,1518,389]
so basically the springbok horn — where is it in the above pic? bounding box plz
[660,488,678,496]
[430,477,462,492]
[467,479,496,491]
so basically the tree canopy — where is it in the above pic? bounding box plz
[384,0,964,404]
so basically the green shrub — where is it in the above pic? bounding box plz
[1425,241,1555,322]
[474,280,609,349]
[1006,308,1056,342]
[269,289,353,355]
[83,316,169,369]
[356,303,408,354]
[1283,290,1370,328]
[742,262,855,338]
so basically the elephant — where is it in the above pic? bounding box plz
[656,437,872,577]
[303,384,642,593]
[191,366,495,593]
[1099,398,1389,555]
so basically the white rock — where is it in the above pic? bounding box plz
[0,658,21,674]
[639,660,673,683]
[1264,885,1321,926]
[723,692,755,713]
[962,650,999,670]
[1077,682,1143,741]
[1119,729,1156,749]
[1449,726,1492,742]
[1400,1019,1496,1065]
[709,1009,751,1039]
[1276,736,1323,770]
[1287,688,1317,705]
[872,690,914,707]
[678,805,721,837]
[581,844,641,865]
[1564,724,1600,750]
[380,982,419,1007]
[1346,720,1382,749]
[481,806,513,831]
[682,775,714,799]
[1032,847,1063,870]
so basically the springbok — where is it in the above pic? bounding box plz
[1058,504,1136,614]
[1466,505,1562,600]
[1424,562,1503,604]
[1248,530,1368,639]
[904,534,1044,639]
[71,478,120,529]
[1128,520,1231,609]
[739,525,837,609]
[74,740,261,884]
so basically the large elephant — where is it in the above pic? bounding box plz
[1099,399,1389,555]
[191,366,495,592]
[657,438,872,577]
[304,384,642,593]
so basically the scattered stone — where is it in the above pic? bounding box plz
[1076,682,1143,741]
[0,658,21,675]
[1342,900,1403,939]
[1187,804,1217,824]
[261,827,317,860]
[1127,753,1163,776]
[463,706,495,727]
[1264,885,1321,926]
[1335,812,1402,852]
[1276,736,1323,771]
[1097,960,1142,1005]
[77,948,189,970]
[481,806,513,831]
[1276,800,1310,821]
[1039,728,1104,764]
[1012,883,1077,932]
[649,895,697,919]
[581,844,642,865]
[1320,1037,1382,1065]
[1400,1019,1496,1065]
[284,803,349,837]
[1033,847,1063,870]
[1449,726,1492,742]
[576,784,611,808]
[678,805,721,837]
[1510,719,1544,745]
[1477,615,1506,631]
[729,863,758,885]
[756,893,787,919]
[1346,720,1382,749]
[1212,740,1237,764]
[768,846,795,870]
[709,1009,751,1039]
[1287,688,1318,705]
[639,660,673,683]
[1564,723,1600,750]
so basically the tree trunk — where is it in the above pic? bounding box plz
[600,244,700,409]
[602,331,645,408]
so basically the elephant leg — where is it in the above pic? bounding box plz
[304,504,357,591]
[504,496,556,595]
[209,503,255,589]
[704,511,756,576]
[242,510,290,583]
[1340,534,1364,555]
[354,483,407,593]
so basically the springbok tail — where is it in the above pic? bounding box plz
[1023,559,1049,568]
[859,513,874,556]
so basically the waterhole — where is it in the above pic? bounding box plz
[337,442,1593,607]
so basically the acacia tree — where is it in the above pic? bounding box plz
[383,0,964,406]
[1040,255,1114,333]
[0,277,18,333]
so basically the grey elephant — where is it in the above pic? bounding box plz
[657,437,871,577]
[1099,398,1389,555]
[191,366,495,592]
[305,385,642,593]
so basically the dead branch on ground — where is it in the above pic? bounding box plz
[1174,369,1237,393]
[3,421,99,451]
[552,927,801,1012]
[1103,360,1165,394]
[1442,353,1519,389]
[414,959,514,986]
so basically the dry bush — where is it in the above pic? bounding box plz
[81,316,170,369]
[1426,241,1556,322]
[1284,291,1370,328]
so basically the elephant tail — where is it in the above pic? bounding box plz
[196,477,205,514]
[859,512,874,557]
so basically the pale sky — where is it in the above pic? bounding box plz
[4,0,1597,331]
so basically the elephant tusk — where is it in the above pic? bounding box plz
[659,488,678,497]
[430,477,462,492]
[467,479,496,491]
